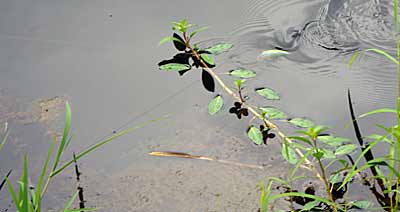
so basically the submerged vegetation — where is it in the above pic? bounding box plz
[156,1,400,210]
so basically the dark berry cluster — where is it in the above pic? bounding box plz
[229,102,249,119]
[259,125,275,145]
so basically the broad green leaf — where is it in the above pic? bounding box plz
[259,107,287,120]
[159,36,184,46]
[208,95,223,115]
[322,149,336,159]
[317,136,350,146]
[259,49,289,58]
[359,108,397,119]
[335,144,358,155]
[200,54,215,66]
[205,43,233,55]
[288,118,315,128]
[282,143,298,164]
[352,200,372,209]
[159,63,191,72]
[229,69,256,78]
[256,88,280,100]
[247,126,263,145]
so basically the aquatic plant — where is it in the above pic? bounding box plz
[1,103,164,212]
[157,19,372,211]
[156,7,400,209]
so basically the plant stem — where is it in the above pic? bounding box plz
[184,37,324,183]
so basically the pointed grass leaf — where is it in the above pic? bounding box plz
[208,95,223,115]
[282,143,298,164]
[229,69,256,78]
[0,130,10,152]
[159,63,191,72]
[200,54,215,66]
[205,43,233,55]
[51,116,168,178]
[288,118,315,128]
[201,69,215,92]
[335,144,357,155]
[359,108,397,119]
[255,87,280,100]
[317,136,350,146]
[260,107,287,120]
[247,126,263,145]
[172,33,186,51]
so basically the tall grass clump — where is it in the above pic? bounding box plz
[1,102,164,211]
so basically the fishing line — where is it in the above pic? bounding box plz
[86,78,200,146]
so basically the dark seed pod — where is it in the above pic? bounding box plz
[173,33,186,51]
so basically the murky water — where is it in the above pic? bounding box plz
[0,0,398,211]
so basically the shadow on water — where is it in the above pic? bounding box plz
[0,0,399,211]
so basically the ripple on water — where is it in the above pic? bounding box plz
[225,0,399,105]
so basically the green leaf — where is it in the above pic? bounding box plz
[208,95,223,115]
[248,126,263,145]
[301,200,320,211]
[159,36,184,46]
[363,48,399,65]
[52,102,72,172]
[229,69,257,78]
[205,43,233,55]
[288,118,315,128]
[189,26,209,39]
[259,49,289,58]
[282,143,298,164]
[352,200,372,209]
[200,54,215,66]
[313,150,324,160]
[259,107,287,120]
[234,79,246,88]
[329,173,342,184]
[322,149,336,159]
[317,136,350,146]
[335,144,358,155]
[359,108,397,119]
[159,63,191,72]
[256,87,280,100]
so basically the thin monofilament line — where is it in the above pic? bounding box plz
[83,79,199,149]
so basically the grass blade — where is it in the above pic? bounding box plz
[63,190,79,212]
[36,136,57,209]
[51,115,168,177]
[52,102,72,172]
[0,129,10,152]
[7,179,20,211]
[21,155,29,212]
[395,0,399,32]
[363,49,399,65]
[359,108,397,119]
[269,192,334,207]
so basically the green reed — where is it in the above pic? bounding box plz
[1,102,164,211]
